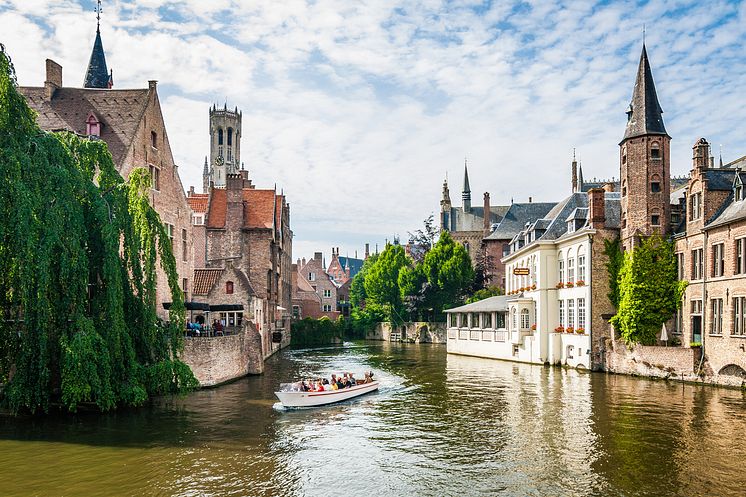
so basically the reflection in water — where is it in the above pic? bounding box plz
[1,342,745,497]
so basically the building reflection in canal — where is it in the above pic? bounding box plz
[1,342,745,497]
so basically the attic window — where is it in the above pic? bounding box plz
[85,113,100,137]
[151,131,157,149]
[226,281,234,294]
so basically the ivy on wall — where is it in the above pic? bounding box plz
[609,235,688,345]
[0,46,197,413]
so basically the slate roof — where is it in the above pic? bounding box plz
[485,202,557,241]
[337,256,364,279]
[193,269,223,296]
[445,295,510,313]
[84,28,110,89]
[187,194,209,213]
[622,44,668,141]
[19,86,150,167]
[704,169,736,191]
[448,205,510,232]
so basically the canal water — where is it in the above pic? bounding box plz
[1,342,745,497]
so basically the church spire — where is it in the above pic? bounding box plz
[84,1,112,89]
[622,44,666,142]
[462,159,471,212]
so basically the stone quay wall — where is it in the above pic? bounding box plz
[180,323,264,387]
[602,337,699,380]
[366,322,447,344]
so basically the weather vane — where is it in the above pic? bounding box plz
[95,0,102,30]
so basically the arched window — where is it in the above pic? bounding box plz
[651,142,661,159]
[225,281,234,294]
[217,128,224,145]
[651,173,661,193]
[520,309,530,330]
[567,249,575,282]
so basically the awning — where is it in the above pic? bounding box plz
[209,304,244,312]
[162,301,211,311]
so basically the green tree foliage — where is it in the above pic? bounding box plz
[465,286,504,304]
[364,244,408,323]
[419,231,475,317]
[0,47,197,413]
[349,253,377,309]
[604,238,624,308]
[609,235,688,345]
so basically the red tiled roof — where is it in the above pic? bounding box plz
[193,269,223,295]
[18,87,150,167]
[243,189,276,229]
[187,193,209,213]
[206,189,227,228]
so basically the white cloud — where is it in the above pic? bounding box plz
[3,0,746,262]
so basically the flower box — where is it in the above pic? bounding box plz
[566,282,575,288]
[554,326,564,333]
[575,280,585,287]
[556,282,565,289]
[531,284,537,290]
[531,324,537,331]
[576,328,585,334]
[566,326,575,333]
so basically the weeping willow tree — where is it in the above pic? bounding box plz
[0,46,197,414]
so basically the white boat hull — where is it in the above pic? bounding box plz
[275,382,379,407]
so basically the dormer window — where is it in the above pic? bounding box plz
[567,221,575,233]
[85,112,101,137]
[736,185,743,201]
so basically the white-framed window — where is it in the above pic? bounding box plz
[323,304,333,312]
[166,223,174,249]
[578,298,586,329]
[520,309,530,330]
[567,256,575,282]
[691,249,703,280]
[308,272,316,282]
[149,164,160,191]
[512,308,517,330]
[192,213,204,225]
[733,297,746,336]
[577,253,586,282]
[676,252,685,280]
[713,243,725,277]
[737,239,746,274]
[323,289,332,298]
[559,300,565,328]
[567,299,575,329]
[483,312,492,329]
[690,192,702,220]
[711,298,723,335]
[558,256,565,284]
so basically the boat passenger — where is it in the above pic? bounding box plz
[349,373,356,385]
[315,379,325,391]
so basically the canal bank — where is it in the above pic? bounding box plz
[1,341,745,497]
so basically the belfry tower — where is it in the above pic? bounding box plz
[619,44,670,251]
[207,104,242,188]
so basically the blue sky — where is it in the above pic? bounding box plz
[2,0,746,261]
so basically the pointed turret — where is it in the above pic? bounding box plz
[578,163,585,191]
[622,44,667,142]
[84,3,111,89]
[202,156,209,193]
[462,160,472,212]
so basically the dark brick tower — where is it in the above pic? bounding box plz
[619,44,670,251]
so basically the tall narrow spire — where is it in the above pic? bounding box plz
[578,161,584,191]
[622,44,667,141]
[84,1,111,89]
[462,159,471,212]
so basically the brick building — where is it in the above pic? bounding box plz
[203,171,292,356]
[19,28,193,317]
[296,253,341,320]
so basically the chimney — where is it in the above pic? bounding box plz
[692,138,710,171]
[44,59,62,100]
[226,173,242,191]
[188,186,195,196]
[528,196,532,203]
[483,192,491,234]
[314,252,322,262]
[302,257,307,266]
[588,188,605,229]
[148,80,157,91]
[365,243,370,259]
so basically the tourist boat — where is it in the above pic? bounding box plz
[275,381,380,408]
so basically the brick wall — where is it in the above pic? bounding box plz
[119,84,194,315]
[590,228,618,370]
[179,322,264,386]
[483,238,509,289]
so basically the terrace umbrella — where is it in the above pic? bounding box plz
[660,323,669,345]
